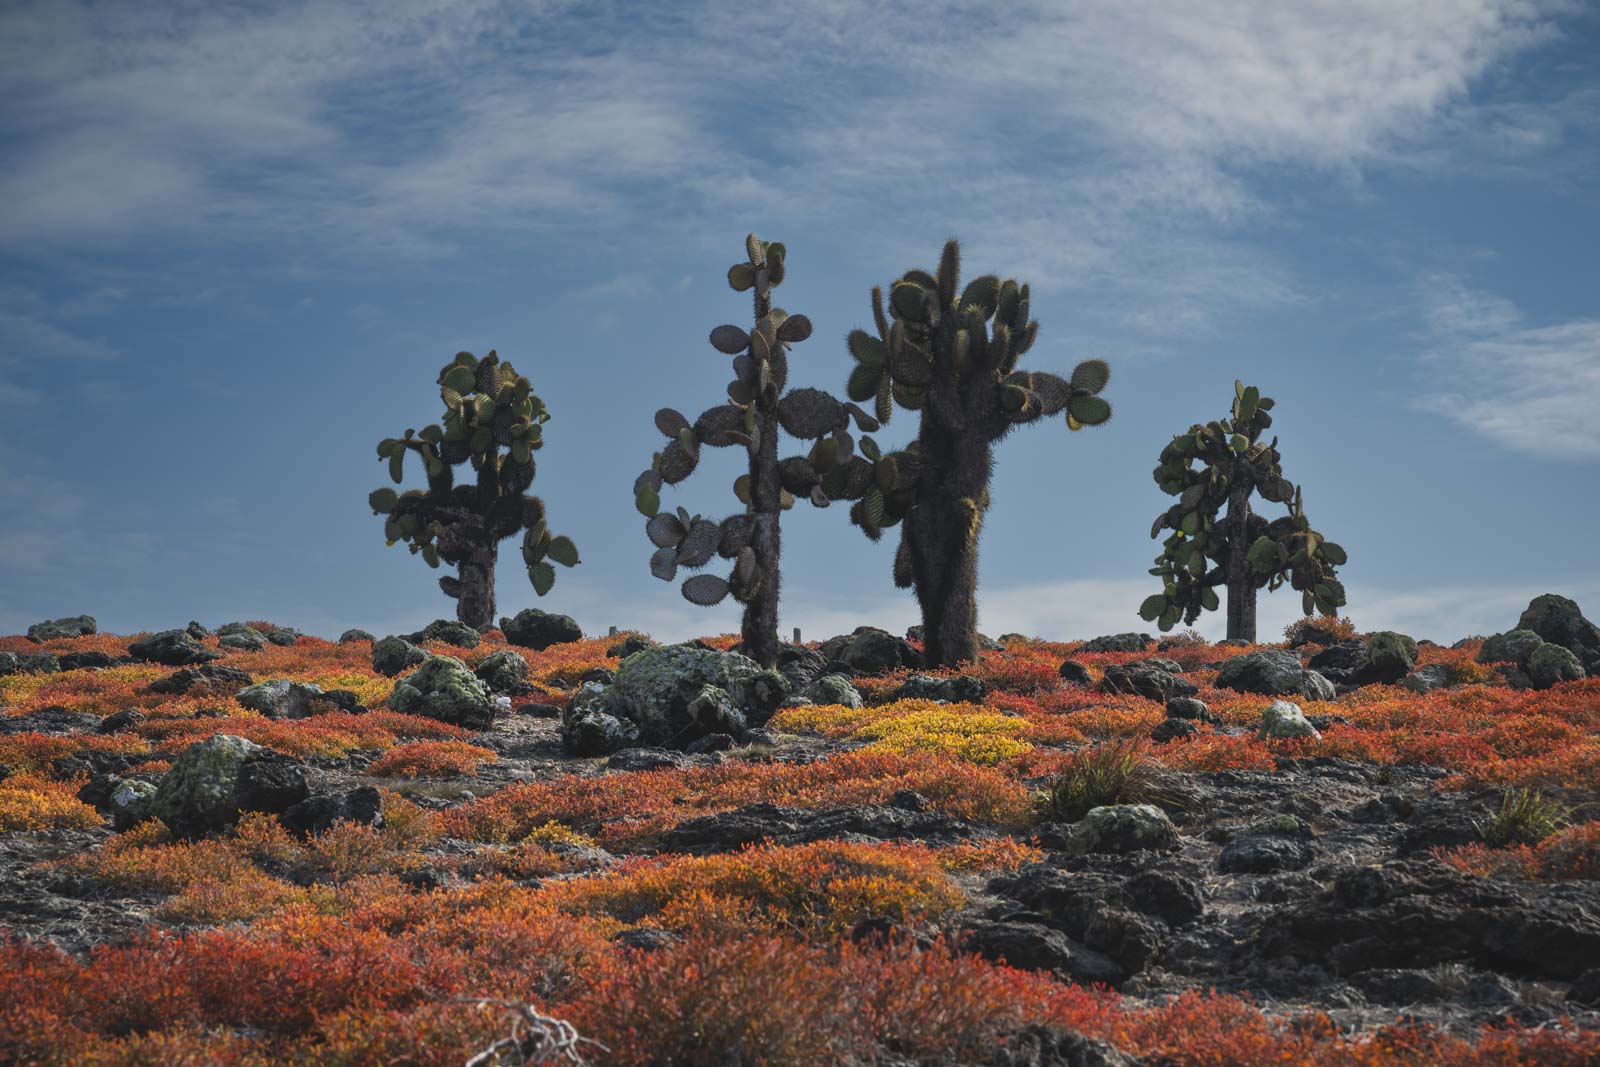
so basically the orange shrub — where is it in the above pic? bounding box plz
[0,771,102,831]
[365,740,496,778]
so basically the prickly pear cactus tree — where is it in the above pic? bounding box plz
[1142,380,1346,642]
[829,239,1112,667]
[369,350,578,630]
[634,234,878,668]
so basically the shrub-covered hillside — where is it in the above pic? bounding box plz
[2,601,1599,1066]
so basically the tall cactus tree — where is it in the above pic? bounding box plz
[634,234,878,668]
[1141,380,1346,642]
[828,239,1113,667]
[369,350,578,630]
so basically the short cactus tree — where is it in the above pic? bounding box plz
[634,235,878,669]
[1142,381,1345,643]
[369,350,578,630]
[829,239,1112,667]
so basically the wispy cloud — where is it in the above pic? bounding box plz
[1414,274,1600,459]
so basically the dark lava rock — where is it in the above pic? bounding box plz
[128,630,219,666]
[219,628,266,651]
[0,651,16,677]
[148,663,254,697]
[776,644,829,690]
[58,650,114,671]
[656,802,977,855]
[501,608,583,651]
[1124,869,1207,926]
[606,748,690,773]
[1402,663,1454,694]
[408,618,481,649]
[820,626,920,674]
[1058,660,1093,686]
[1516,593,1600,673]
[280,786,385,836]
[265,629,299,647]
[613,927,682,952]
[892,673,987,703]
[27,615,97,642]
[1216,817,1317,874]
[1084,906,1165,974]
[577,666,614,686]
[1164,696,1218,723]
[97,708,147,734]
[186,621,212,639]
[962,921,1124,986]
[685,732,734,754]
[0,706,101,736]
[372,636,429,677]
[1351,968,1457,1005]
[236,753,310,814]
[475,649,531,692]
[606,633,657,659]
[1150,718,1199,744]
[1214,649,1329,700]
[1100,663,1196,701]
[516,702,563,719]
[338,629,374,644]
[978,1026,1144,1067]
[13,652,60,675]
[1079,633,1153,653]
[1569,968,1600,1007]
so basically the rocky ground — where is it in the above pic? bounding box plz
[2,601,1599,1065]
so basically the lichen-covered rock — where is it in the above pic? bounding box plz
[474,649,530,692]
[388,655,497,730]
[128,630,219,667]
[235,679,328,719]
[1063,804,1180,855]
[27,615,96,642]
[891,673,987,704]
[1528,643,1585,690]
[408,619,481,649]
[218,628,267,651]
[564,644,787,754]
[806,673,863,709]
[1362,631,1418,684]
[1517,594,1600,673]
[1476,629,1545,668]
[1079,633,1153,654]
[1215,649,1325,700]
[1258,699,1320,740]
[148,734,263,838]
[372,636,429,677]
[338,628,374,644]
[501,608,583,651]
[109,778,157,831]
[1300,669,1337,702]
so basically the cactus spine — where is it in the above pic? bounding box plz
[832,239,1112,667]
[369,351,578,629]
[634,235,877,668]
[1142,381,1346,642]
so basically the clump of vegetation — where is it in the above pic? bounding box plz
[1475,787,1570,848]
[633,235,876,667]
[1038,739,1183,822]
[1142,381,1346,642]
[831,239,1112,667]
[1284,614,1358,647]
[369,350,578,629]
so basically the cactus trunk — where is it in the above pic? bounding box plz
[743,403,782,668]
[456,544,496,631]
[909,427,991,667]
[1224,473,1256,643]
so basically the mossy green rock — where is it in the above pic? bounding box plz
[389,655,496,730]
[475,649,530,692]
[1527,643,1586,690]
[409,619,481,649]
[1476,629,1545,668]
[806,673,863,709]
[1063,804,1179,855]
[1362,631,1417,683]
[1517,594,1600,674]
[149,734,263,838]
[1259,699,1320,740]
[372,636,429,677]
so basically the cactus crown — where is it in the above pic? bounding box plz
[831,239,1112,546]
[634,234,878,611]
[1140,380,1345,631]
[368,350,578,597]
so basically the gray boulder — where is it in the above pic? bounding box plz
[59,650,115,671]
[338,628,374,644]
[280,787,384,836]
[1258,699,1320,740]
[186,621,212,640]
[1477,629,1545,668]
[1215,649,1329,700]
[0,651,16,677]
[389,655,497,730]
[408,618,481,648]
[1165,696,1218,723]
[1528,643,1586,690]
[806,673,863,708]
[109,778,158,831]
[128,630,219,667]
[265,628,299,647]
[372,635,429,677]
[235,679,328,719]
[1058,660,1093,686]
[606,633,657,659]
[149,663,254,697]
[218,628,267,651]
[821,627,919,674]
[1078,633,1153,654]
[891,673,987,704]
[501,608,583,651]
[1402,663,1455,694]
[1100,663,1196,702]
[27,615,97,642]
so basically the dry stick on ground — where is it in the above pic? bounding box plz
[459,998,602,1066]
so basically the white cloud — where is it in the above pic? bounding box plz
[1415,274,1600,459]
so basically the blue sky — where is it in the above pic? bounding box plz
[2,0,1598,644]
